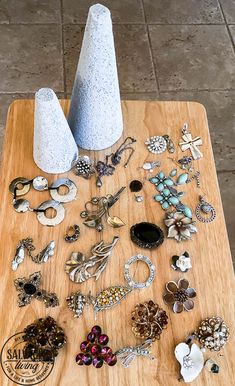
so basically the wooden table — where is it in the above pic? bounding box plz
[0,100,234,386]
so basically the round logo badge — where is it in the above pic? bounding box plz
[0,332,54,385]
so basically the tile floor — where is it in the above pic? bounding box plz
[0,0,234,260]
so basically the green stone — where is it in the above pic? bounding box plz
[169,196,179,205]
[157,183,164,191]
[154,195,163,202]
[177,173,188,185]
[162,201,169,209]
[164,178,174,186]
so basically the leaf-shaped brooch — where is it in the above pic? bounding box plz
[65,237,119,283]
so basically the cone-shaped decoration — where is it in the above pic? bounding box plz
[33,88,78,174]
[68,4,123,150]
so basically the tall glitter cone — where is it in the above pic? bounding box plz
[33,88,78,174]
[68,3,123,150]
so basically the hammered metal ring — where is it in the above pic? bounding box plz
[37,200,65,226]
[49,178,77,203]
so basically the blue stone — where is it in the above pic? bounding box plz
[158,171,165,179]
[176,173,188,185]
[182,206,192,218]
[164,178,174,186]
[170,169,177,177]
[157,183,164,191]
[150,177,158,184]
[162,201,169,209]
[163,188,170,197]
[169,196,179,205]
[154,195,163,202]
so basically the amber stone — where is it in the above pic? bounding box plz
[130,222,164,249]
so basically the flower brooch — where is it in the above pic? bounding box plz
[163,278,196,313]
[164,211,197,242]
[171,251,192,272]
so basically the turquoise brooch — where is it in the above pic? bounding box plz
[149,170,192,218]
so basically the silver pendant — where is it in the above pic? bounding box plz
[13,199,31,213]
[179,123,203,160]
[65,236,119,283]
[195,196,216,223]
[115,340,155,368]
[142,160,161,172]
[66,254,155,318]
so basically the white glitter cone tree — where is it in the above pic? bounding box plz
[68,3,123,150]
[33,88,78,174]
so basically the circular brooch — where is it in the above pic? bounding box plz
[196,316,229,351]
[145,136,167,154]
[130,222,164,249]
[131,300,168,341]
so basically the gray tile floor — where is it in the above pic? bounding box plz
[0,0,234,259]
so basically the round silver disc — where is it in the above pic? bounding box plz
[33,176,48,191]
[9,177,31,196]
[49,178,77,203]
[37,200,65,226]
[13,199,30,213]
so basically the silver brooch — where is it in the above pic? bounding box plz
[65,236,119,283]
[145,136,167,154]
[115,340,155,368]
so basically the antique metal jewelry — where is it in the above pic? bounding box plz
[9,176,77,226]
[130,222,164,249]
[131,300,168,341]
[12,238,55,271]
[115,339,154,368]
[80,187,126,232]
[64,225,80,243]
[171,251,192,272]
[150,170,192,218]
[195,196,216,223]
[129,180,144,203]
[66,254,155,318]
[76,325,117,368]
[95,137,136,187]
[72,155,95,179]
[163,278,196,313]
[145,136,167,154]
[65,236,119,283]
[22,316,66,362]
[14,271,59,308]
[179,122,203,160]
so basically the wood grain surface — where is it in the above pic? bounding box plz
[0,100,234,386]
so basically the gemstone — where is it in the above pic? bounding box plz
[105,354,117,366]
[157,183,164,191]
[177,173,188,185]
[50,333,66,348]
[101,346,112,356]
[150,177,159,184]
[23,343,36,359]
[169,197,179,205]
[154,195,163,202]
[162,201,169,209]
[80,341,91,352]
[82,354,93,366]
[211,364,219,373]
[24,283,37,295]
[129,180,143,192]
[98,334,109,345]
[37,334,48,346]
[93,356,104,368]
[91,344,101,355]
[87,332,96,343]
[164,178,174,186]
[39,348,54,362]
[130,222,164,249]
[91,326,102,336]
[76,353,84,365]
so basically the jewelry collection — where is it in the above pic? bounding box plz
[9,123,227,383]
[66,254,155,318]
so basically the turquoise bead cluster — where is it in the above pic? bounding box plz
[149,170,192,218]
